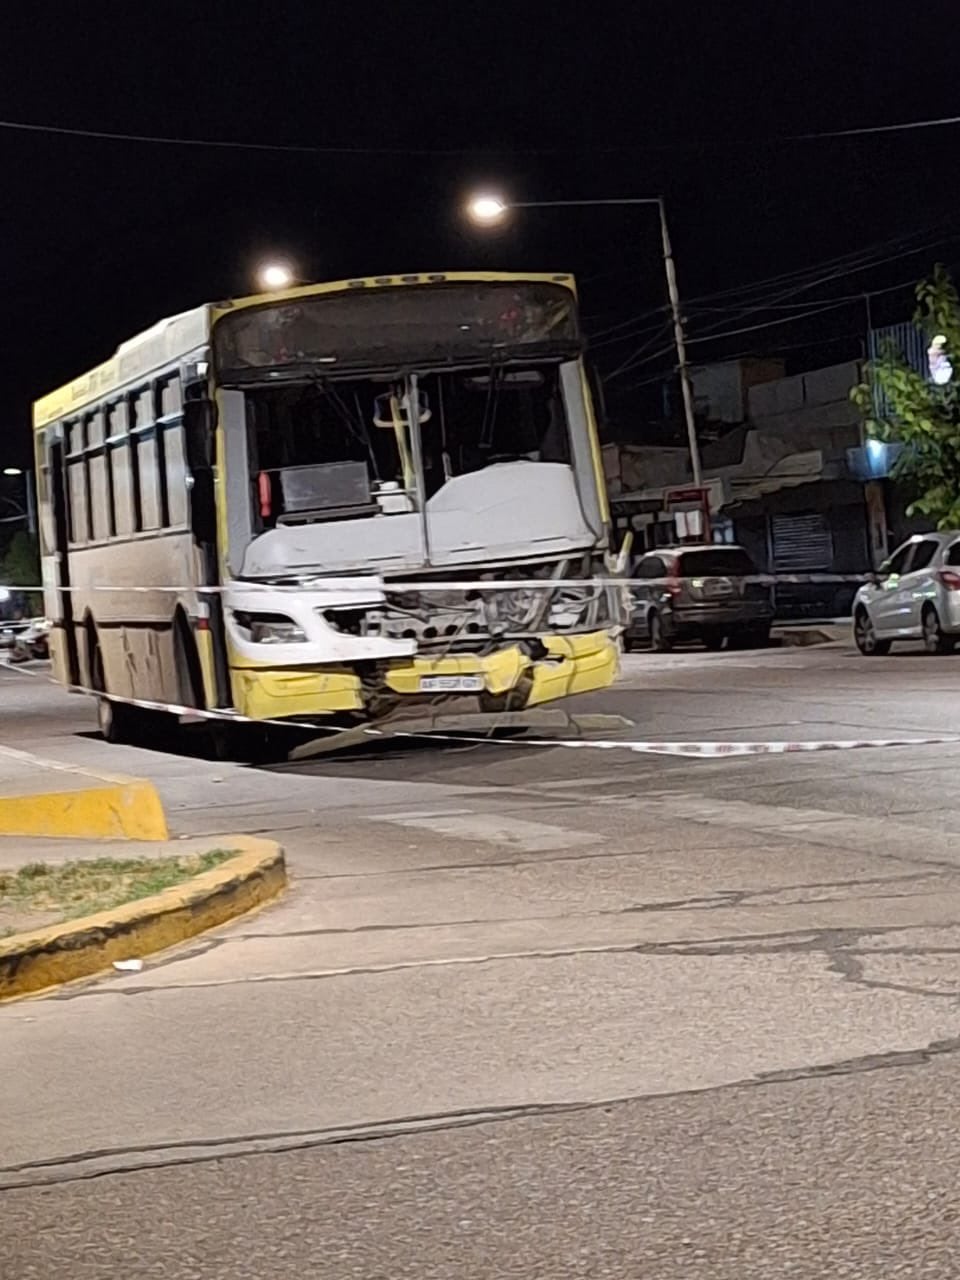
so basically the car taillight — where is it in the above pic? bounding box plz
[938,569,960,591]
[665,561,683,595]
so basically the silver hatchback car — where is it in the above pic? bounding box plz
[853,531,960,654]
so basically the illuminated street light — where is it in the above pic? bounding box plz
[257,261,295,291]
[466,193,510,226]
[464,190,703,487]
[2,467,22,477]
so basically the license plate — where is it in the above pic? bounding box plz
[419,675,485,693]
[704,578,734,598]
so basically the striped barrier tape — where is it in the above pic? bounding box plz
[8,572,870,595]
[0,665,951,760]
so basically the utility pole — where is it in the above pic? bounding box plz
[24,469,36,538]
[657,199,702,487]
[466,192,705,488]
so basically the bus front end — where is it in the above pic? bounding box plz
[211,273,623,730]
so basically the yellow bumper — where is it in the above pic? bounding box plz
[229,630,619,722]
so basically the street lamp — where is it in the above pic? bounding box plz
[257,261,296,291]
[466,193,511,226]
[464,191,703,486]
[1,467,36,535]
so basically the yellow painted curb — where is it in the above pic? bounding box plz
[0,744,169,841]
[0,836,286,1001]
[0,779,169,841]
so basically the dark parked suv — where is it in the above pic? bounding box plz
[624,544,774,651]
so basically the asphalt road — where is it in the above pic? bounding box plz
[6,639,960,1277]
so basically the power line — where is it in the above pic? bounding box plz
[788,112,960,143]
[592,237,955,379]
[685,298,856,346]
[5,108,960,156]
[584,224,954,356]
[0,117,519,157]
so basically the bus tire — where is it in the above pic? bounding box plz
[87,625,137,745]
[172,613,206,712]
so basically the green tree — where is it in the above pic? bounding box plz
[2,532,41,614]
[852,264,960,529]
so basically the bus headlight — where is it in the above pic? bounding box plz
[233,611,308,644]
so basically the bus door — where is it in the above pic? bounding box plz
[47,438,81,686]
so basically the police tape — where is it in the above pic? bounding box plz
[4,674,948,759]
[9,572,869,595]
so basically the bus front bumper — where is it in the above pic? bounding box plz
[229,630,620,724]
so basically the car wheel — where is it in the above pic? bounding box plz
[922,605,954,654]
[649,611,673,652]
[854,608,890,656]
[742,623,772,650]
[703,633,726,651]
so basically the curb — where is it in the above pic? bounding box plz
[0,836,286,1001]
[0,744,169,841]
[0,779,169,841]
[774,628,844,648]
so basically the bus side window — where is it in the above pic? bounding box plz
[158,375,188,527]
[108,402,135,537]
[66,418,89,544]
[86,410,111,542]
[133,387,162,531]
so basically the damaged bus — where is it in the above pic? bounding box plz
[33,272,623,746]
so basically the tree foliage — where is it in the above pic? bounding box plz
[2,531,39,587]
[1,532,41,615]
[852,264,960,529]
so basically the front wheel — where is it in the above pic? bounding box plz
[854,609,890,656]
[649,612,673,652]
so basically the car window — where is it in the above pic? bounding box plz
[883,543,914,576]
[677,548,756,577]
[637,556,666,579]
[946,542,960,566]
[905,540,939,573]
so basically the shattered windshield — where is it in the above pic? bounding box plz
[215,282,580,378]
[244,362,572,527]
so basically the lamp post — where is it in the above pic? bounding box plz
[1,468,35,535]
[465,193,703,487]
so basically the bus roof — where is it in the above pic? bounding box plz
[32,271,576,429]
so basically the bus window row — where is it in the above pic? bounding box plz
[58,374,189,545]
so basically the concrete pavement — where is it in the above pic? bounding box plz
[9,1056,960,1278]
[5,642,960,1274]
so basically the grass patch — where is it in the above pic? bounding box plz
[0,849,237,931]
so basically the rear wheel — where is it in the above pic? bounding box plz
[649,611,673,652]
[89,630,138,744]
[922,605,954,655]
[854,608,890,656]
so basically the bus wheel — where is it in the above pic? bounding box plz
[173,616,206,713]
[97,694,138,746]
[89,631,137,744]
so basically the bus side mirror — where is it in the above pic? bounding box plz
[184,398,216,473]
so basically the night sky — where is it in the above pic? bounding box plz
[2,2,959,468]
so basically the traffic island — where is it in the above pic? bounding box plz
[0,836,286,1000]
